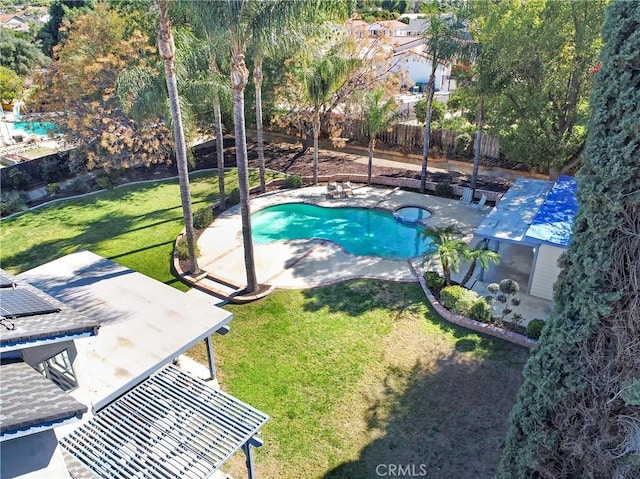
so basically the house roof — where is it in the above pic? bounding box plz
[0,361,87,442]
[0,270,99,353]
[18,250,234,412]
[525,175,578,247]
[475,176,579,249]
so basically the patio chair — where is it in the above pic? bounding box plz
[460,187,473,205]
[326,182,341,199]
[471,194,488,210]
[341,181,354,198]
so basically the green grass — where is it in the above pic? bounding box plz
[189,280,530,479]
[0,169,275,288]
[2,174,529,478]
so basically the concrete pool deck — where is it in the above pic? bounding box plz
[189,185,553,325]
[195,185,490,290]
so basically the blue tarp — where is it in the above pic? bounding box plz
[525,175,578,247]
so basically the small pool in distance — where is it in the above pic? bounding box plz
[251,203,435,260]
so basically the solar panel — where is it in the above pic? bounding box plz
[0,288,61,318]
[0,274,15,288]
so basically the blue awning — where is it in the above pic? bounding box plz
[525,175,578,247]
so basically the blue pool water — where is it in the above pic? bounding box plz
[10,121,57,137]
[252,203,435,260]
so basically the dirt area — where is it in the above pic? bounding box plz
[200,141,514,194]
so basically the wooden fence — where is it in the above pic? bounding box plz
[341,120,500,159]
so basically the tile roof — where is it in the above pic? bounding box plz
[0,361,87,440]
[0,269,99,352]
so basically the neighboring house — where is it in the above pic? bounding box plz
[0,12,28,31]
[1,251,269,479]
[475,176,579,301]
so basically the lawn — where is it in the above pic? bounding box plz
[0,169,274,284]
[189,280,530,479]
[1,173,530,478]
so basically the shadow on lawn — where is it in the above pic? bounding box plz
[324,347,529,479]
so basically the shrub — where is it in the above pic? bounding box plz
[69,176,94,194]
[454,133,473,157]
[440,285,480,316]
[414,97,445,123]
[435,182,453,198]
[95,174,113,190]
[175,236,200,261]
[193,207,213,229]
[525,319,546,340]
[8,168,30,190]
[469,300,492,323]
[1,190,29,215]
[487,278,522,324]
[424,271,445,291]
[39,158,63,183]
[284,175,303,188]
[229,187,241,205]
[46,182,60,195]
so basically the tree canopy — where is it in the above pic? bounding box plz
[476,0,607,178]
[32,2,172,171]
[0,66,23,104]
[0,29,49,76]
[496,1,640,476]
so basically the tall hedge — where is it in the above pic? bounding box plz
[496,2,640,478]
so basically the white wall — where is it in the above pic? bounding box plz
[529,244,565,301]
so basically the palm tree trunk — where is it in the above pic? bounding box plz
[461,259,477,288]
[420,74,436,193]
[231,43,258,293]
[368,137,375,185]
[312,113,320,185]
[471,97,483,195]
[253,54,266,193]
[157,0,199,274]
[213,94,225,210]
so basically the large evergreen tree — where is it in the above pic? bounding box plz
[496,2,640,478]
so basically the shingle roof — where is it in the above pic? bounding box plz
[0,270,99,352]
[0,361,87,440]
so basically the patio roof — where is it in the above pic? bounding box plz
[60,363,268,479]
[18,250,233,411]
[475,178,554,246]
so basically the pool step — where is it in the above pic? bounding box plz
[192,274,244,305]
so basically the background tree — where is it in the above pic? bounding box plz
[0,66,22,104]
[37,0,92,56]
[32,3,173,172]
[0,29,50,76]
[478,0,607,179]
[157,0,199,274]
[418,9,471,193]
[497,1,640,477]
[362,87,398,185]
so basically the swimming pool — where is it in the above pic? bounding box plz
[251,203,435,260]
[10,121,57,137]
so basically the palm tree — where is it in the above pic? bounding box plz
[157,0,199,273]
[362,87,398,185]
[422,226,470,286]
[198,0,320,294]
[304,49,360,185]
[460,241,499,287]
[419,11,472,193]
